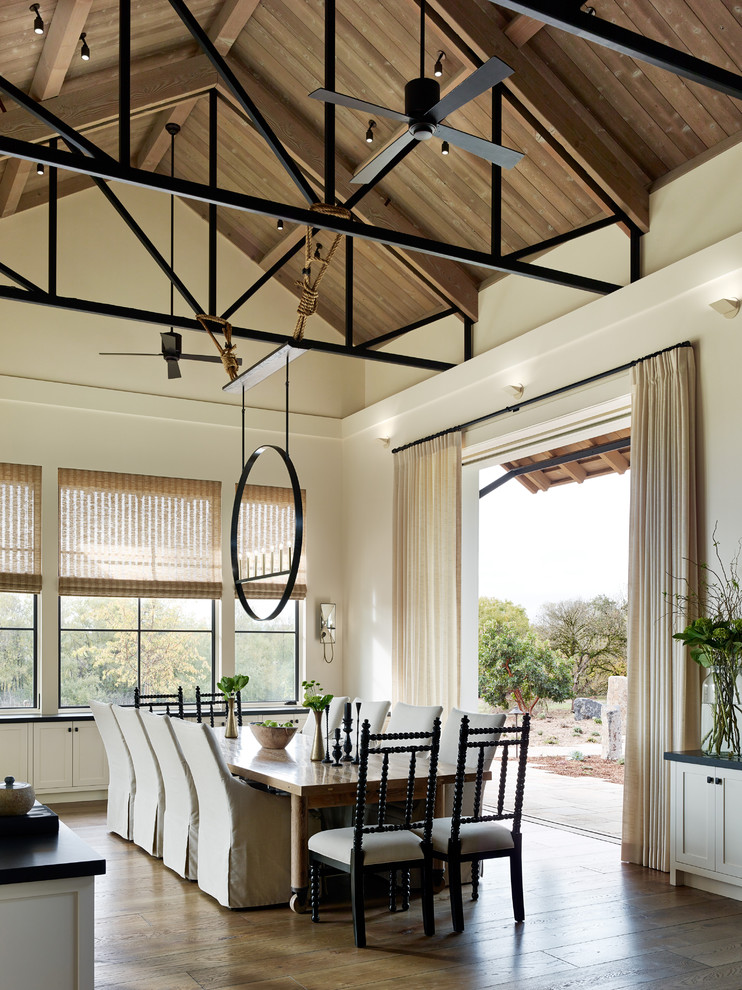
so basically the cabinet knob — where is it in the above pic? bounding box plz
[74,727,78,732]
[707,776,714,783]
[716,777,723,785]
[67,726,72,732]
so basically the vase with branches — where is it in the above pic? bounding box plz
[668,533,742,758]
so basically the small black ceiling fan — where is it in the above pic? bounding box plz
[100,330,242,380]
[309,0,523,184]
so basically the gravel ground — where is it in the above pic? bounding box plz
[513,708,625,784]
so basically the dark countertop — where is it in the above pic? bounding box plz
[0,819,106,885]
[664,749,742,770]
[0,706,309,724]
[0,712,95,723]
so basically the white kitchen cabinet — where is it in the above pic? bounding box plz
[668,753,742,900]
[33,720,108,792]
[0,722,30,782]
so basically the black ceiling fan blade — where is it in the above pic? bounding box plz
[436,124,523,169]
[179,353,243,366]
[99,352,161,357]
[308,88,412,125]
[166,359,182,380]
[350,131,417,184]
[432,56,515,122]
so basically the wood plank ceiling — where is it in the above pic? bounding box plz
[501,427,631,494]
[0,0,740,352]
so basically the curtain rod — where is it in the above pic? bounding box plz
[391,340,692,455]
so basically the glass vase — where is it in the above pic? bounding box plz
[701,665,742,758]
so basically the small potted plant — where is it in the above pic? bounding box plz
[249,718,299,750]
[217,674,250,738]
[302,679,334,761]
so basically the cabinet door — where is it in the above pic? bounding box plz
[717,770,742,879]
[674,762,716,872]
[72,721,108,788]
[0,723,30,782]
[33,723,73,790]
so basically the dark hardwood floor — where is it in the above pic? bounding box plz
[53,802,742,990]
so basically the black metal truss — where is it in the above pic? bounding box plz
[491,2,742,102]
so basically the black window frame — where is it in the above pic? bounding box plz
[235,599,300,704]
[58,596,216,709]
[0,591,38,710]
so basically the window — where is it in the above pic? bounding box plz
[0,463,41,709]
[235,599,299,703]
[58,469,221,705]
[60,597,214,707]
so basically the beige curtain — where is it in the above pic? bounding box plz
[58,468,222,599]
[0,462,41,593]
[393,432,461,713]
[234,484,307,599]
[622,344,699,871]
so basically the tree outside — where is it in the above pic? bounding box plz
[535,595,627,700]
[0,592,35,707]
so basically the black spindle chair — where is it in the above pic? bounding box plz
[428,713,530,932]
[308,717,441,948]
[195,685,243,727]
[133,685,185,719]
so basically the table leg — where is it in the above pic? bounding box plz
[289,793,309,913]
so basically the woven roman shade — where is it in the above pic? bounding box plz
[0,462,42,593]
[235,484,307,599]
[59,469,222,599]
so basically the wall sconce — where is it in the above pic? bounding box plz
[709,297,740,319]
[320,603,335,663]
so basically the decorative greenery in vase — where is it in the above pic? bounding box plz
[301,679,333,712]
[217,674,250,700]
[668,533,742,757]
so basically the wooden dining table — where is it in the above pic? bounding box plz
[218,726,478,912]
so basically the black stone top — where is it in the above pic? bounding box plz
[664,749,742,770]
[0,819,105,885]
[0,712,95,724]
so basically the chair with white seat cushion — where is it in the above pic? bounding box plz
[425,713,530,932]
[113,705,165,857]
[89,699,135,840]
[351,698,390,736]
[171,718,291,909]
[387,701,443,735]
[140,710,198,880]
[308,717,441,948]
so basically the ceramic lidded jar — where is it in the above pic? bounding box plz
[0,775,36,816]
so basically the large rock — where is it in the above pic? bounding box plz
[574,697,603,721]
[601,706,623,760]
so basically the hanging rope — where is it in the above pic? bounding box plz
[195,313,240,381]
[293,203,352,341]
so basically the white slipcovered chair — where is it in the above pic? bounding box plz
[351,698,390,735]
[171,718,291,909]
[113,705,164,857]
[89,699,135,840]
[387,702,443,735]
[140,710,198,880]
[439,707,507,816]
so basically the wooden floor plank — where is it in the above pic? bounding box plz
[48,803,742,990]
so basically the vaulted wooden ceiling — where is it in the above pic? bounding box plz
[0,0,740,360]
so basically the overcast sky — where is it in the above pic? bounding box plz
[478,467,630,623]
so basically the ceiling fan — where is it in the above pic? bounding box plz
[100,330,242,380]
[308,1,523,185]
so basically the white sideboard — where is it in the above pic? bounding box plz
[667,751,742,901]
[0,718,108,801]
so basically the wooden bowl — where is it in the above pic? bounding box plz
[249,723,298,750]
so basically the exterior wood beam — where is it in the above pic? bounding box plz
[561,461,587,484]
[598,449,630,474]
[426,0,650,231]
[503,13,545,48]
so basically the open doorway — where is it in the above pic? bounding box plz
[478,430,630,840]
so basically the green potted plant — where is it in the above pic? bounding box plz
[217,674,250,738]
[668,534,742,757]
[302,679,334,761]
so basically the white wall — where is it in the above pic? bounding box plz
[341,142,742,704]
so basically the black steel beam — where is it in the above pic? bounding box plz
[630,228,642,283]
[166,0,319,206]
[0,261,42,293]
[491,86,502,257]
[119,0,130,165]
[479,435,630,499]
[325,0,335,204]
[491,1,742,101]
[502,215,619,262]
[48,139,57,296]
[345,236,353,348]
[0,135,624,296]
[0,285,455,374]
[464,315,473,361]
[209,88,218,315]
[356,308,458,350]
